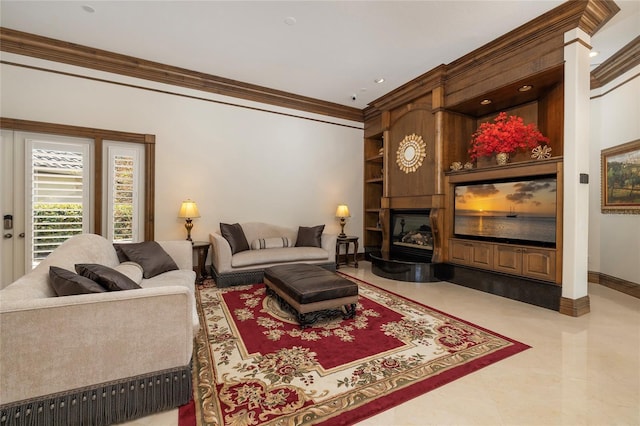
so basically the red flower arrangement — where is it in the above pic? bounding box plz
[468,112,549,161]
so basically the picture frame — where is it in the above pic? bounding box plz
[601,139,640,214]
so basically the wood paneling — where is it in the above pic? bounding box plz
[445,34,564,109]
[538,79,564,155]
[446,66,564,117]
[447,157,562,184]
[387,97,436,199]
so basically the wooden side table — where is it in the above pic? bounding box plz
[336,236,359,269]
[191,241,211,282]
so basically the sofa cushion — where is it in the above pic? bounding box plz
[75,264,142,291]
[113,261,144,285]
[295,225,325,248]
[49,266,107,296]
[113,242,179,278]
[250,237,292,250]
[220,223,250,254]
[231,247,329,268]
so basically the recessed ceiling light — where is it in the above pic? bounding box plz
[590,51,599,58]
[284,16,297,26]
[81,5,95,13]
[518,85,533,92]
[480,99,492,105]
[374,78,385,84]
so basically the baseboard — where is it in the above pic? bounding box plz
[559,295,591,316]
[589,271,640,299]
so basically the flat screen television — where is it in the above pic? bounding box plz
[454,174,557,248]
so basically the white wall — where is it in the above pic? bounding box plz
[0,54,364,252]
[589,66,640,284]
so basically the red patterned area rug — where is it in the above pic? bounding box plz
[182,274,529,425]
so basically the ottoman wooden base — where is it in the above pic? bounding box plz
[264,264,358,328]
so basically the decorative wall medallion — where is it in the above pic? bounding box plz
[531,144,552,160]
[396,133,427,173]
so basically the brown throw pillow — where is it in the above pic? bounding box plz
[220,223,250,254]
[113,241,179,278]
[75,264,142,291]
[295,225,325,248]
[49,266,107,296]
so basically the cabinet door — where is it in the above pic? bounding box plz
[493,245,523,275]
[449,239,472,265]
[522,248,556,281]
[470,242,493,269]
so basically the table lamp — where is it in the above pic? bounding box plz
[335,204,350,238]
[178,199,200,242]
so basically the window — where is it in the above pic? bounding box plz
[1,118,155,281]
[105,143,144,242]
[26,137,92,268]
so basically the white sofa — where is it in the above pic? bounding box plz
[0,234,199,426]
[210,222,337,287]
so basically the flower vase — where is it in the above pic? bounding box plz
[496,152,509,165]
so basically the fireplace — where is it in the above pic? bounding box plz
[390,209,433,262]
[370,208,440,282]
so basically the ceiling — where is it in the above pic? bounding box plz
[1,1,638,110]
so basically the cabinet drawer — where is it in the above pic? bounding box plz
[449,240,472,264]
[494,245,523,274]
[522,248,556,281]
[470,243,493,269]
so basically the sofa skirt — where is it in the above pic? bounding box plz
[0,365,192,426]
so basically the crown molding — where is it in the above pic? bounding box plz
[445,0,618,80]
[364,0,620,117]
[0,27,363,123]
[367,65,447,113]
[591,35,640,89]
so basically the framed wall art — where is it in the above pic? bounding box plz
[601,139,640,214]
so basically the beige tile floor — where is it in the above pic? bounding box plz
[123,262,640,426]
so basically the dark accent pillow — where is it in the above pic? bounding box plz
[49,266,107,296]
[220,223,250,254]
[75,264,142,291]
[113,244,128,263]
[295,225,325,248]
[113,241,179,278]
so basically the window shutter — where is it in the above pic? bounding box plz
[28,140,91,269]
[105,143,144,243]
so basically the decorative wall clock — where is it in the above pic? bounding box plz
[396,133,426,173]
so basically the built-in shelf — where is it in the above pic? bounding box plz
[364,133,385,253]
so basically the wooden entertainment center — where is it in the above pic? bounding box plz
[446,158,563,285]
[362,1,618,311]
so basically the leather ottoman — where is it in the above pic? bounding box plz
[264,264,358,328]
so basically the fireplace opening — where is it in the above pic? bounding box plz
[390,209,433,262]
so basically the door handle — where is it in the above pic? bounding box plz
[4,233,12,239]
[19,233,25,238]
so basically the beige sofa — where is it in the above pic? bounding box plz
[210,222,337,287]
[0,234,199,425]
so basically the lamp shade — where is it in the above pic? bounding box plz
[335,204,350,218]
[178,200,200,218]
